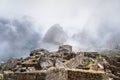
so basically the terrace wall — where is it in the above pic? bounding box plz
[4,67,67,80]
[67,69,109,80]
[4,68,109,80]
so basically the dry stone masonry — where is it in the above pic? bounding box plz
[1,45,120,80]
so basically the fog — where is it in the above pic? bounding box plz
[0,17,41,60]
[0,0,120,60]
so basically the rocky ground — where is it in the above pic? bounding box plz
[0,45,120,80]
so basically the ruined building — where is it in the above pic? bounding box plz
[2,45,120,80]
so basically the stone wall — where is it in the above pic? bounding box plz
[14,67,67,80]
[3,71,14,80]
[4,68,109,80]
[46,67,59,80]
[14,72,46,80]
[46,67,67,80]
[3,67,67,80]
[3,70,47,80]
[58,68,67,80]
[67,69,109,80]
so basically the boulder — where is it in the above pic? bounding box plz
[58,45,72,53]
[38,57,53,70]
[55,59,66,68]
[30,49,50,56]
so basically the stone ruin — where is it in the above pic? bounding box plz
[2,45,120,80]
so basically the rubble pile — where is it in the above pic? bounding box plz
[1,45,120,80]
[102,54,120,79]
[6,45,76,73]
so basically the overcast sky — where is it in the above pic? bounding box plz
[0,0,119,33]
[0,0,103,31]
[0,0,120,60]
[0,0,120,30]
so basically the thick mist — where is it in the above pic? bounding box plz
[0,0,120,61]
[40,24,68,51]
[0,17,41,61]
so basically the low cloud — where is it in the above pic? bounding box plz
[0,17,41,61]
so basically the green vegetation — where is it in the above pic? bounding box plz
[85,60,93,68]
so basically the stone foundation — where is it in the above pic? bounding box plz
[4,68,109,80]
[67,69,109,80]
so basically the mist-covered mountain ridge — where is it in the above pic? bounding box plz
[1,17,120,61]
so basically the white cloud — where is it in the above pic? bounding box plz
[0,0,102,29]
[0,0,120,60]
